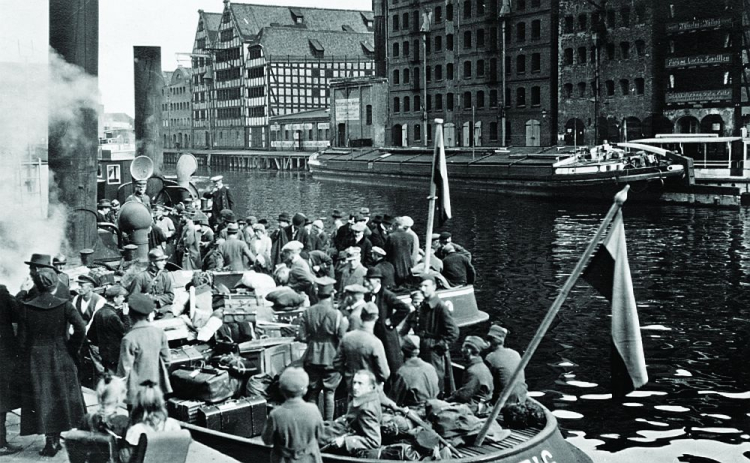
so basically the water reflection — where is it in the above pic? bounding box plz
[193,169,750,462]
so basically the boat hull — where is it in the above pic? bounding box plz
[181,401,592,463]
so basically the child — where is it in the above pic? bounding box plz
[125,381,181,449]
[79,376,130,463]
[262,367,324,463]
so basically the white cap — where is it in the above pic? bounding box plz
[210,175,224,182]
[281,240,304,252]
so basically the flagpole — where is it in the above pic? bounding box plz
[423,119,443,273]
[475,185,631,446]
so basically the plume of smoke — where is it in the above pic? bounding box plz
[0,49,100,292]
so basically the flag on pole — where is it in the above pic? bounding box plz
[583,210,648,397]
[433,123,452,226]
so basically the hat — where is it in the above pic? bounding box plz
[331,209,343,218]
[77,274,99,286]
[366,266,384,279]
[353,213,366,222]
[181,205,196,217]
[362,302,379,317]
[372,215,383,224]
[439,231,452,241]
[345,247,361,260]
[237,218,246,225]
[292,213,306,227]
[194,212,209,225]
[344,284,368,294]
[111,199,120,207]
[401,216,414,227]
[97,199,111,208]
[128,293,155,315]
[246,216,258,225]
[281,240,304,252]
[359,207,370,215]
[36,267,58,290]
[304,218,312,226]
[371,246,386,257]
[135,179,148,185]
[24,253,55,269]
[252,223,266,231]
[148,248,168,261]
[351,222,367,233]
[105,285,128,298]
[463,335,490,353]
[420,274,437,284]
[52,253,67,265]
[259,218,269,225]
[210,175,224,182]
[227,222,239,233]
[278,212,291,223]
[315,276,337,297]
[487,324,509,341]
[402,334,420,355]
[279,367,309,394]
[312,219,324,230]
[442,243,456,254]
[382,214,394,226]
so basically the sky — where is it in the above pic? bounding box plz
[1,0,371,117]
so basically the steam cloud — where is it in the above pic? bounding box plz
[0,49,100,292]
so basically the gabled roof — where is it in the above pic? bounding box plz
[162,71,174,85]
[229,3,373,40]
[170,66,193,85]
[196,10,223,47]
[253,27,374,59]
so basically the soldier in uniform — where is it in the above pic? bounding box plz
[262,367,324,463]
[125,179,152,213]
[204,175,234,228]
[127,248,174,317]
[333,303,390,392]
[447,336,493,414]
[297,277,348,421]
[176,206,202,270]
[485,325,528,404]
[388,335,439,407]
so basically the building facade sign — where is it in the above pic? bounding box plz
[270,123,281,132]
[318,122,330,130]
[665,89,732,104]
[665,54,732,69]
[666,17,732,33]
[335,98,360,121]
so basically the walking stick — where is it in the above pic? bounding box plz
[400,408,462,458]
[474,186,630,446]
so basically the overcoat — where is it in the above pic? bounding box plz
[385,230,415,285]
[18,292,86,435]
[117,320,172,404]
[0,285,20,413]
[367,286,411,374]
[262,397,324,463]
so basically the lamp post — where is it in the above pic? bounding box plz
[499,0,511,147]
[203,67,214,150]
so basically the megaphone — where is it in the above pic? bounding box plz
[130,156,154,182]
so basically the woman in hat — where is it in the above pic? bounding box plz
[88,285,130,376]
[248,223,273,272]
[446,336,494,414]
[17,267,86,456]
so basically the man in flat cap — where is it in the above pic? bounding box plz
[435,231,471,261]
[369,247,396,289]
[127,248,174,316]
[310,219,329,252]
[365,266,411,375]
[351,222,373,267]
[88,285,129,375]
[440,243,476,287]
[401,274,459,395]
[340,284,368,331]
[96,199,112,223]
[447,336,493,414]
[333,302,390,393]
[72,274,105,330]
[117,294,172,405]
[485,325,527,404]
[203,175,234,228]
[283,240,317,303]
[385,218,415,287]
[297,276,348,420]
[218,222,255,271]
[388,335,439,407]
[336,247,367,296]
[262,367,324,463]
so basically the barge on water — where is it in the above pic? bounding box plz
[309,144,692,202]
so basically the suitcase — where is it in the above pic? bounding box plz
[153,317,191,343]
[169,345,206,373]
[167,398,204,424]
[197,397,267,438]
[170,367,236,403]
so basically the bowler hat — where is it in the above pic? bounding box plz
[366,267,384,279]
[292,213,306,227]
[24,253,55,269]
[382,214,394,226]
[128,293,155,315]
[278,212,291,223]
[331,209,343,218]
[97,199,112,208]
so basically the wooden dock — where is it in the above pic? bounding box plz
[164,149,310,171]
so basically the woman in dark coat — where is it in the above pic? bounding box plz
[18,267,86,456]
[0,285,22,454]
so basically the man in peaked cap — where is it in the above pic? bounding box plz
[176,205,202,270]
[297,276,348,420]
[203,175,234,228]
[337,247,367,297]
[125,179,152,213]
[385,217,416,287]
[447,336,494,413]
[96,199,112,223]
[340,283,368,332]
[72,274,105,330]
[485,324,528,404]
[127,248,174,317]
[388,335,440,407]
[218,222,255,271]
[88,285,129,374]
[369,246,395,289]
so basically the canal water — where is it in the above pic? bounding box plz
[194,168,750,462]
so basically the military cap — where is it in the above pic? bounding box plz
[278,367,309,394]
[128,293,155,315]
[315,276,337,296]
[292,213,306,227]
[281,240,304,252]
[362,302,379,317]
[77,274,99,286]
[148,248,168,261]
[463,335,490,353]
[135,179,148,185]
[227,222,239,233]
[344,283,368,294]
[371,246,386,256]
[487,324,509,341]
[402,334,420,355]
[105,285,128,298]
[351,222,367,233]
[210,175,224,182]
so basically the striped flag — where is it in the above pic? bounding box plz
[583,210,648,397]
[433,123,452,226]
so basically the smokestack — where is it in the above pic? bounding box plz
[133,46,164,177]
[48,0,100,252]
[373,0,387,77]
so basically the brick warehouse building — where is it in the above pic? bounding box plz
[161,66,194,150]
[382,0,558,148]
[190,1,374,150]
